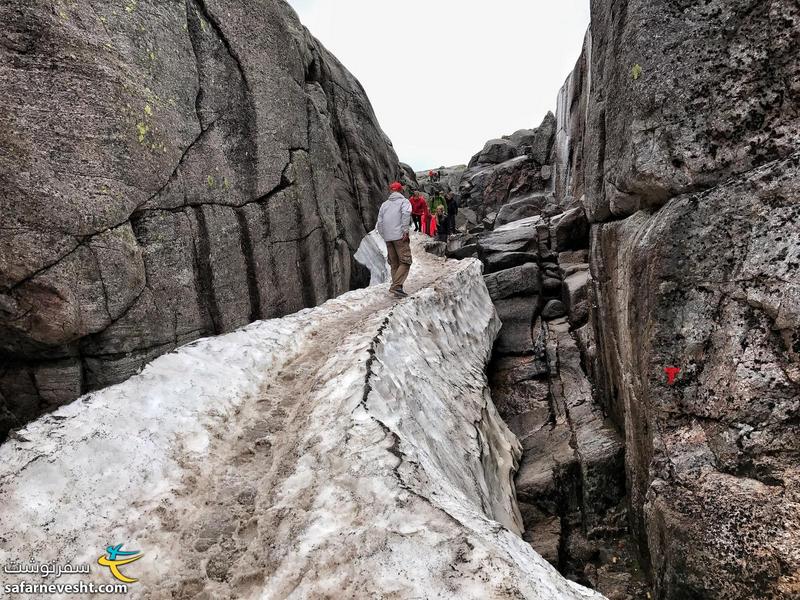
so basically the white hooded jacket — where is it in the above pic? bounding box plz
[376,192,412,242]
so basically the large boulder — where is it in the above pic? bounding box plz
[472,138,519,166]
[445,234,479,259]
[415,164,466,195]
[460,113,558,215]
[484,252,539,274]
[456,206,479,230]
[508,112,557,165]
[540,299,566,320]
[398,162,419,189]
[484,263,542,301]
[495,194,553,227]
[0,0,400,438]
[551,207,590,251]
[561,268,590,327]
[477,216,541,256]
[465,157,551,215]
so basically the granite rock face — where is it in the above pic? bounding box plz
[554,29,591,206]
[560,0,800,223]
[469,113,557,169]
[471,138,520,166]
[437,185,632,595]
[415,165,466,196]
[589,154,800,600]
[495,194,554,228]
[484,263,542,301]
[550,1,800,597]
[0,0,400,438]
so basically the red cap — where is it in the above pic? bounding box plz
[389,182,403,192]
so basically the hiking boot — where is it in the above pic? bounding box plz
[393,288,409,298]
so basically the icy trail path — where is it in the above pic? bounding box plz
[0,235,602,599]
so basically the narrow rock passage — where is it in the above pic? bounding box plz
[0,235,603,600]
[443,207,648,598]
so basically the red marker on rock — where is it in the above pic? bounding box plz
[665,367,681,385]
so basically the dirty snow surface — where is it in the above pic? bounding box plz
[0,234,603,599]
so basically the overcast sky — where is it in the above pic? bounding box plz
[286,0,590,172]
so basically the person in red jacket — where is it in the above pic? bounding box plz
[409,191,427,231]
[426,208,438,237]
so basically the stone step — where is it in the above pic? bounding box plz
[495,193,555,228]
[484,263,542,301]
[493,298,543,355]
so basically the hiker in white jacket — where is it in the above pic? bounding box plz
[376,182,413,298]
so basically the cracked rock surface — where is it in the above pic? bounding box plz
[0,0,400,438]
[0,236,603,599]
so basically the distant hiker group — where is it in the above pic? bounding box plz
[410,190,458,241]
[376,181,459,298]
